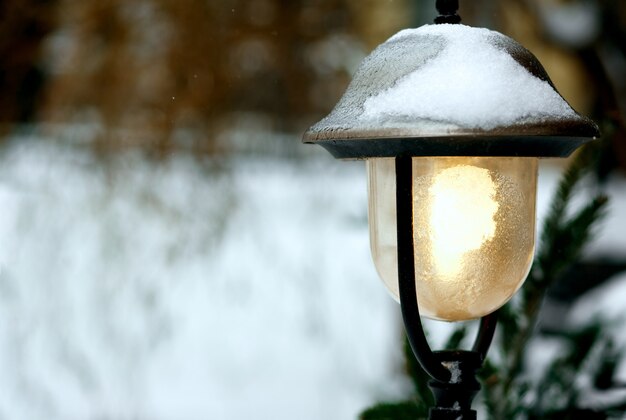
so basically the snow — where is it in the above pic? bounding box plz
[0,137,407,420]
[361,25,577,130]
[0,135,623,419]
[443,361,461,384]
[569,271,626,343]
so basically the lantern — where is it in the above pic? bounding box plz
[302,3,599,418]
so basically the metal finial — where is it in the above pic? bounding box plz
[435,0,461,24]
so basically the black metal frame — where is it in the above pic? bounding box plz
[395,156,497,419]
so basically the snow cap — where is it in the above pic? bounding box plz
[303,24,599,159]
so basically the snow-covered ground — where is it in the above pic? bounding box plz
[0,135,623,419]
[0,137,407,420]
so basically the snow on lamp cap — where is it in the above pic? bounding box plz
[303,24,599,159]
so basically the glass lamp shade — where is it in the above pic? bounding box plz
[367,157,538,321]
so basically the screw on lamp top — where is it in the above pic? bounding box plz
[435,0,461,24]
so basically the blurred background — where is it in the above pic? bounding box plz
[0,0,625,419]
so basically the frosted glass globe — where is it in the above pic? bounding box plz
[367,157,537,321]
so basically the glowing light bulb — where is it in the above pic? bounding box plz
[429,166,498,278]
[367,157,537,321]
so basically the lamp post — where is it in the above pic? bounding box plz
[303,1,599,419]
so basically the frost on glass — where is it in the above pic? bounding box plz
[367,157,538,321]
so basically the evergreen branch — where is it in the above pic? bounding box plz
[535,146,600,286]
[593,340,620,390]
[536,195,608,282]
[495,146,608,417]
[540,146,597,258]
[501,194,608,406]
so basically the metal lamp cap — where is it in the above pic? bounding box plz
[303,24,599,159]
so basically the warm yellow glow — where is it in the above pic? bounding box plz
[429,166,498,277]
[367,157,538,321]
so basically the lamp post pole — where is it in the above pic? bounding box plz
[396,155,497,419]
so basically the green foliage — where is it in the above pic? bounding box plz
[359,144,622,419]
[521,322,626,419]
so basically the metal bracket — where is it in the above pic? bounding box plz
[395,155,497,418]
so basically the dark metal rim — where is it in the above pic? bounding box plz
[314,135,596,159]
[303,118,600,159]
[303,118,600,143]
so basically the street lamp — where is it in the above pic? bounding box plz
[303,1,599,419]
